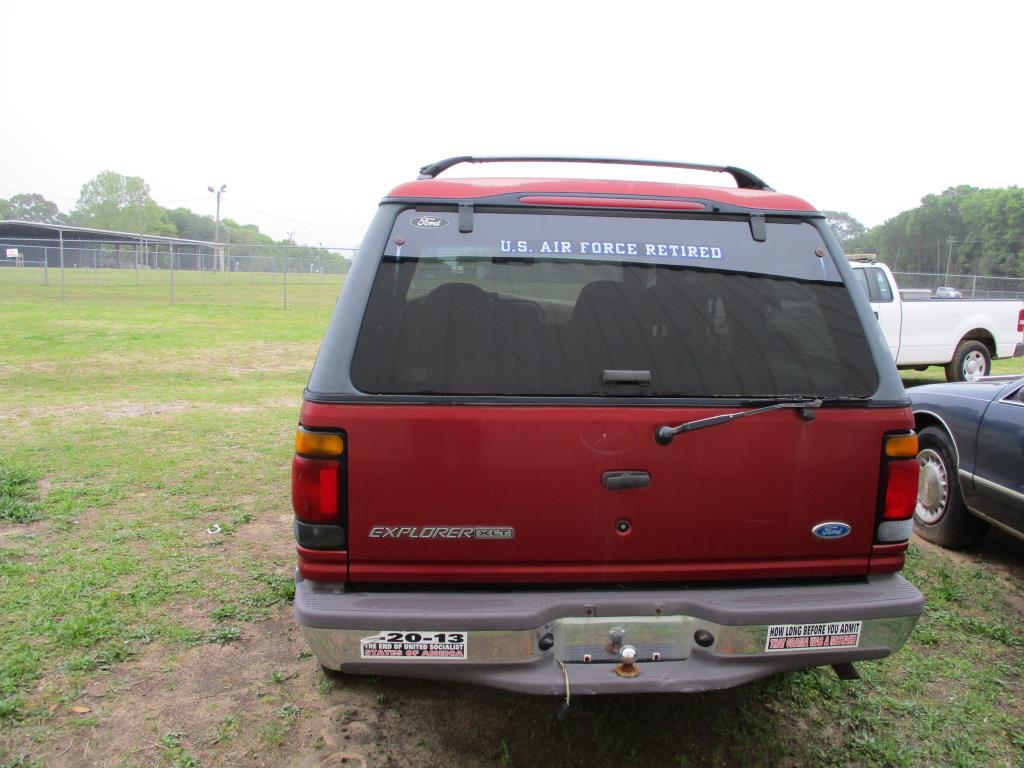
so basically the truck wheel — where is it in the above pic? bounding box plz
[944,340,990,382]
[914,426,988,547]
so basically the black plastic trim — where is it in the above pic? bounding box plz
[303,390,911,409]
[749,213,766,242]
[294,519,347,550]
[415,155,773,190]
[458,202,473,233]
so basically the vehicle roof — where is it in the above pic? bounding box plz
[908,377,1023,403]
[386,177,819,212]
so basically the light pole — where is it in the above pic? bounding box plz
[208,183,227,272]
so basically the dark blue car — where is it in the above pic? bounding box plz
[909,375,1024,547]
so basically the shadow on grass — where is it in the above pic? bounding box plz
[915,528,1024,581]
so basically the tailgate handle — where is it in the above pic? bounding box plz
[602,471,651,490]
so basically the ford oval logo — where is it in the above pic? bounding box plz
[812,522,851,540]
[410,215,448,229]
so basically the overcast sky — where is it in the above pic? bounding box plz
[3,1,1021,247]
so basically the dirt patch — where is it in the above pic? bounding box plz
[5,610,815,768]
[0,400,191,423]
[913,531,1024,616]
[203,341,319,373]
[0,361,58,375]
[84,342,320,378]
[7,614,387,768]
[222,398,302,415]
[0,522,46,550]
[0,398,300,424]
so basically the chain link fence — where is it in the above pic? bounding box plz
[3,236,1022,307]
[0,236,354,308]
[891,271,1024,301]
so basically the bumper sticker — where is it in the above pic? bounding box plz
[360,631,467,660]
[765,621,862,652]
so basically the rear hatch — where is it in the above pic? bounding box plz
[303,209,904,584]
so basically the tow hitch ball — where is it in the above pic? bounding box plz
[615,645,640,678]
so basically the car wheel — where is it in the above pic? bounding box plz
[945,340,991,382]
[913,426,989,547]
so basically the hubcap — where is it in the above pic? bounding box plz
[962,350,987,381]
[916,448,948,524]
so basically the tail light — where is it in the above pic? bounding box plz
[292,426,348,581]
[292,428,345,523]
[1017,308,1023,333]
[876,432,918,543]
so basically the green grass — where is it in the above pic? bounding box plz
[0,272,336,724]
[0,469,40,523]
[1,265,339,309]
[900,355,1024,388]
[0,270,1021,767]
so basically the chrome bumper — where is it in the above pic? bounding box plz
[296,574,923,695]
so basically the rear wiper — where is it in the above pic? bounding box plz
[655,399,822,445]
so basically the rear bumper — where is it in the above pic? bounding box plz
[295,574,923,695]
[1012,342,1024,359]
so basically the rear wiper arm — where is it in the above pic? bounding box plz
[655,399,822,446]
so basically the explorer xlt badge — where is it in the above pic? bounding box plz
[292,155,925,695]
[368,526,515,540]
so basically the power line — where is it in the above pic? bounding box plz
[0,186,79,202]
[1,187,208,207]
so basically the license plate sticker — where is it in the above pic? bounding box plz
[765,621,862,652]
[360,631,468,660]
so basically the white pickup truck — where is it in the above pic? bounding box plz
[849,259,1024,381]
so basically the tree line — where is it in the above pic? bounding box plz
[0,171,348,270]
[824,185,1024,278]
[5,175,1022,278]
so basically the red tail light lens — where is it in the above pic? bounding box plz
[883,459,918,520]
[1017,308,1023,333]
[519,195,706,211]
[291,456,340,523]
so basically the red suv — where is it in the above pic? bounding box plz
[292,157,923,695]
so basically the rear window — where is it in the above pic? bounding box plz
[350,212,878,398]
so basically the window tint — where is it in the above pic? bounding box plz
[351,256,879,398]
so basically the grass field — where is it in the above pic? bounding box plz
[0,272,1022,768]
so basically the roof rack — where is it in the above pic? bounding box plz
[846,253,878,263]
[416,156,773,191]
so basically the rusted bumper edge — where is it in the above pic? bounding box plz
[294,574,923,695]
